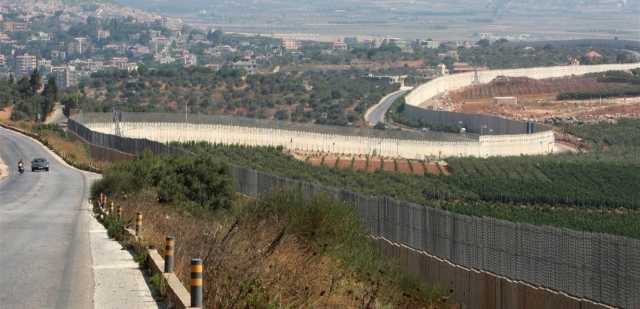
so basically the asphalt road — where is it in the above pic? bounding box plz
[364,88,411,126]
[0,126,94,309]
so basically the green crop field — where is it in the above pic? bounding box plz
[177,118,640,238]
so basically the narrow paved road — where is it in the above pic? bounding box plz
[0,126,94,309]
[364,88,411,126]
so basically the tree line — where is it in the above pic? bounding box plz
[0,70,59,122]
[81,66,397,126]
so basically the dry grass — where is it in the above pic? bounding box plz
[0,106,12,121]
[114,191,451,308]
[39,130,112,171]
[0,118,111,172]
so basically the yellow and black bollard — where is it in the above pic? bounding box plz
[190,258,203,308]
[135,212,142,237]
[164,236,175,273]
[102,193,108,211]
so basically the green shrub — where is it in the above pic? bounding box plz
[557,84,640,100]
[92,152,234,210]
[103,215,125,241]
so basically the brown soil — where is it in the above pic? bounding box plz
[396,160,413,174]
[352,157,367,172]
[322,156,338,168]
[426,163,443,176]
[443,76,640,123]
[382,159,396,172]
[367,159,382,173]
[307,156,323,166]
[293,151,447,176]
[409,161,425,176]
[337,157,353,169]
[0,106,12,121]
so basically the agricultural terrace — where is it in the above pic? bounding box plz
[291,151,449,176]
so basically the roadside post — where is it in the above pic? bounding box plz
[135,212,142,237]
[191,258,203,308]
[164,236,175,273]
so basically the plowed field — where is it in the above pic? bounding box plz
[293,151,449,176]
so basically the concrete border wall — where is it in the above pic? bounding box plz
[84,121,555,159]
[402,63,640,136]
[406,63,640,108]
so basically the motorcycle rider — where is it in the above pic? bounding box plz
[18,159,24,173]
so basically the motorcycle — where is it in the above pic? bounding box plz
[18,162,24,174]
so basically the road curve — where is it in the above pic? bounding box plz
[364,88,411,126]
[0,126,94,309]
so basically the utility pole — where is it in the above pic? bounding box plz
[113,107,122,136]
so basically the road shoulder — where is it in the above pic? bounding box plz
[89,213,160,309]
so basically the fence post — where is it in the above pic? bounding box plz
[135,212,142,237]
[164,236,175,273]
[191,258,203,308]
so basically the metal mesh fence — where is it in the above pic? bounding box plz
[69,117,639,308]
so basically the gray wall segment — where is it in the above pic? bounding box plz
[79,113,556,158]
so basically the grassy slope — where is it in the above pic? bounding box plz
[98,189,450,308]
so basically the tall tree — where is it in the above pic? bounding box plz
[43,78,59,103]
[40,97,51,121]
[17,76,32,98]
[29,69,42,94]
[61,92,81,117]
